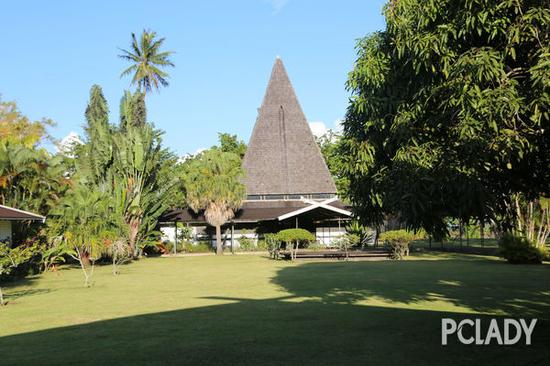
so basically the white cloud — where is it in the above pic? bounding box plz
[179,147,207,162]
[309,121,328,138]
[309,119,344,138]
[56,131,82,156]
[333,118,344,132]
[193,147,206,155]
[266,0,289,14]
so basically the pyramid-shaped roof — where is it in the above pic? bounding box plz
[242,58,337,196]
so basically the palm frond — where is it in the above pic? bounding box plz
[119,29,175,93]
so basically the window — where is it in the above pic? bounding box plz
[311,193,335,199]
[247,195,263,200]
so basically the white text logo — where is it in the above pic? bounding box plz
[441,318,537,345]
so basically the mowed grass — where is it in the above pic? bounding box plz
[0,253,549,365]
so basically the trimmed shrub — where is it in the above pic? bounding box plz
[498,234,543,264]
[379,230,420,260]
[276,229,316,260]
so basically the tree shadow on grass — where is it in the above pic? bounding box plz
[0,257,549,366]
[272,257,550,318]
[2,288,52,305]
[1,276,51,305]
[1,299,549,366]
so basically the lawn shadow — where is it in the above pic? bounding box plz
[2,288,53,305]
[272,257,550,318]
[1,276,51,305]
[0,257,549,365]
[1,298,549,365]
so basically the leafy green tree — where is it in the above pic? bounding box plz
[315,130,349,199]
[72,85,176,256]
[0,97,54,148]
[0,242,34,305]
[49,186,114,286]
[85,85,109,133]
[0,99,67,216]
[78,85,113,186]
[342,0,549,239]
[185,150,245,255]
[215,133,247,159]
[120,90,147,129]
[119,30,175,95]
[0,141,68,217]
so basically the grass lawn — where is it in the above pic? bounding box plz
[1,253,549,365]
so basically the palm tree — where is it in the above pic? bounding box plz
[53,185,113,286]
[119,30,175,95]
[185,150,246,255]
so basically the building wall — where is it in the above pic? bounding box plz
[160,220,352,248]
[315,226,347,245]
[0,220,12,244]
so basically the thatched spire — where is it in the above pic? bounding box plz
[242,58,337,196]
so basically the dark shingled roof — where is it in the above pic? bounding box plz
[162,200,350,224]
[0,205,45,221]
[242,57,337,196]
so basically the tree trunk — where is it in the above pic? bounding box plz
[79,257,91,287]
[479,219,485,247]
[0,286,4,306]
[216,225,223,255]
[128,220,140,256]
[80,251,90,267]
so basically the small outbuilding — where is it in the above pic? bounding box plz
[0,204,45,246]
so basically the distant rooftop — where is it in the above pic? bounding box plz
[0,205,45,221]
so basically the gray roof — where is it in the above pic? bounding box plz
[242,57,337,196]
[162,200,349,223]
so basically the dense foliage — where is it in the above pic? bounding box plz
[342,0,549,239]
[1,30,184,289]
[498,233,545,264]
[215,133,247,159]
[0,99,69,217]
[315,130,349,199]
[77,86,173,243]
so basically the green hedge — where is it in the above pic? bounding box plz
[276,229,316,243]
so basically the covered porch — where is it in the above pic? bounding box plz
[160,197,352,250]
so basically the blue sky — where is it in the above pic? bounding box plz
[1,0,386,155]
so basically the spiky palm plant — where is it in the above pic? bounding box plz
[112,124,174,255]
[119,30,175,95]
[52,186,113,287]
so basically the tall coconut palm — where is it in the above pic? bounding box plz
[185,150,245,255]
[119,30,175,95]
